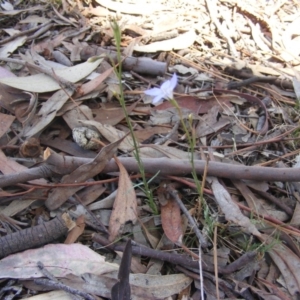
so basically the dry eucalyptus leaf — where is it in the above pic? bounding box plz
[80,272,192,299]
[62,105,93,129]
[0,57,104,92]
[0,36,27,58]
[109,157,138,242]
[0,244,118,279]
[259,234,300,296]
[158,184,183,244]
[23,88,75,137]
[207,176,261,237]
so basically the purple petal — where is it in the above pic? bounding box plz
[160,80,171,93]
[152,95,164,105]
[169,73,177,89]
[144,87,162,96]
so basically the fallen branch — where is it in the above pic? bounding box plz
[0,155,300,189]
[92,234,256,275]
[80,45,167,76]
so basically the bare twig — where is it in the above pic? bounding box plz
[165,183,208,248]
[34,278,95,300]
[155,120,180,145]
[93,234,257,275]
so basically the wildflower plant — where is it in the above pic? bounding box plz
[144,74,203,195]
[111,20,158,214]
[145,74,206,299]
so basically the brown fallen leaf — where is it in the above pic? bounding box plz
[62,104,94,130]
[80,120,195,159]
[154,95,232,114]
[93,101,139,126]
[195,105,230,138]
[64,215,85,244]
[0,67,28,113]
[133,126,172,142]
[158,183,183,245]
[75,63,113,97]
[80,120,134,151]
[109,156,138,242]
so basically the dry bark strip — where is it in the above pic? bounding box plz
[0,213,72,259]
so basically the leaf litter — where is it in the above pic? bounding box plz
[0,0,300,299]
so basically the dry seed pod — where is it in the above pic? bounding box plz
[72,127,100,150]
[19,137,42,158]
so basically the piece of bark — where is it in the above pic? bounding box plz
[80,46,166,76]
[0,213,72,259]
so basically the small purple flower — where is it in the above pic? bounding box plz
[144,73,177,105]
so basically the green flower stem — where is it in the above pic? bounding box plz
[169,99,192,145]
[169,99,202,189]
[169,98,204,220]
[111,20,158,214]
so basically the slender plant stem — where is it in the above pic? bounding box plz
[170,100,203,202]
[111,21,157,214]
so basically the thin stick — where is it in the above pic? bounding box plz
[166,183,208,248]
[214,226,220,300]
